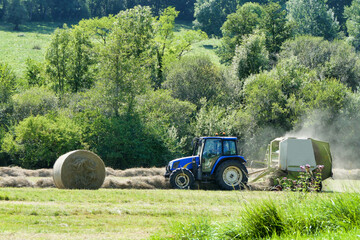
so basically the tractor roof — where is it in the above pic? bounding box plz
[200,136,237,140]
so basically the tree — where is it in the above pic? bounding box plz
[260,2,292,55]
[345,0,360,50]
[136,90,196,157]
[154,7,178,90]
[0,0,8,20]
[99,6,155,116]
[286,0,339,40]
[47,0,89,21]
[280,36,360,90]
[164,55,223,108]
[87,0,126,17]
[24,58,45,87]
[77,15,116,45]
[45,25,95,95]
[67,26,95,92]
[193,0,240,36]
[45,26,71,95]
[154,7,207,89]
[231,32,269,81]
[0,62,16,105]
[5,0,28,30]
[0,62,16,153]
[326,0,352,30]
[219,2,264,63]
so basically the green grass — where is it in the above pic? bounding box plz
[0,22,72,77]
[153,192,360,240]
[0,188,359,239]
[174,20,222,65]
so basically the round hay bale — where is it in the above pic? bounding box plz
[53,150,105,189]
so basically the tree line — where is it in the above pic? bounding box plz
[2,1,360,169]
[0,0,196,24]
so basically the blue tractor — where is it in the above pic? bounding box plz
[165,136,248,190]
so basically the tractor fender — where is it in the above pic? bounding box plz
[211,156,247,175]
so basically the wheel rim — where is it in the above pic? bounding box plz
[222,166,243,187]
[175,173,190,188]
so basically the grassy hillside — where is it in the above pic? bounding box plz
[0,20,221,78]
[0,22,59,76]
[175,20,222,65]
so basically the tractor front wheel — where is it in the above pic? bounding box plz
[215,160,248,190]
[169,168,195,189]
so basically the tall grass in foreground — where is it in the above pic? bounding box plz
[153,193,360,239]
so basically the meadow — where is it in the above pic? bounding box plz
[0,166,360,239]
[0,22,58,76]
[0,188,360,239]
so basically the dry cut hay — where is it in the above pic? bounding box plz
[106,167,165,177]
[24,168,53,177]
[248,168,287,191]
[0,177,34,188]
[0,167,26,177]
[0,167,53,177]
[102,176,171,189]
[35,178,55,188]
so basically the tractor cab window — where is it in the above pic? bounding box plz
[202,139,222,172]
[223,140,237,155]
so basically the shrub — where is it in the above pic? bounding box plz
[2,115,84,169]
[11,86,58,122]
[76,111,168,169]
[164,55,224,108]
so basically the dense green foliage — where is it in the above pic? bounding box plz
[286,0,339,40]
[345,0,360,50]
[219,2,292,63]
[2,1,360,169]
[2,115,83,168]
[0,0,196,26]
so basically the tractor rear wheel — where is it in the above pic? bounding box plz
[215,160,248,190]
[169,168,195,189]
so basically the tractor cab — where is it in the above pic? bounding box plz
[165,136,248,190]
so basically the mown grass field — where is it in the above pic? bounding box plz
[0,188,360,239]
[0,22,59,76]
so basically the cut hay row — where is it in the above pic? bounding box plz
[102,176,171,189]
[0,166,168,189]
[0,176,170,189]
[0,167,52,177]
[0,166,165,178]
[1,166,358,190]
[106,167,165,177]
